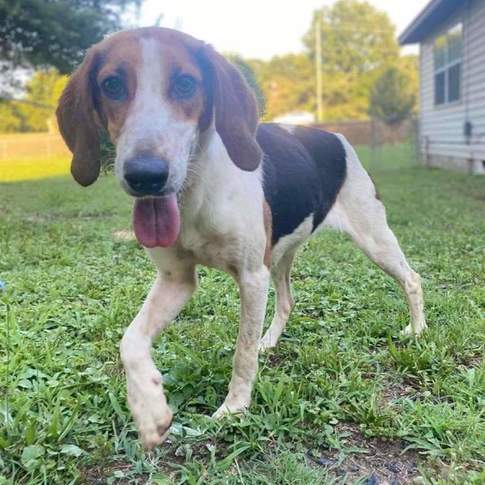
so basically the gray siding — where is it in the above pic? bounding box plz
[419,0,485,170]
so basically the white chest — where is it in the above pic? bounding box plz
[149,133,267,274]
[177,192,247,271]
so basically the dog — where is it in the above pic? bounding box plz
[56,27,427,449]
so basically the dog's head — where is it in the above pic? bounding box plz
[56,27,262,190]
[56,27,262,247]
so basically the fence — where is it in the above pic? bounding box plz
[313,117,420,166]
[0,133,71,162]
[0,118,420,165]
[314,118,418,146]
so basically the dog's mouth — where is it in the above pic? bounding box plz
[133,194,181,248]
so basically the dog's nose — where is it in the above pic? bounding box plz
[124,157,169,195]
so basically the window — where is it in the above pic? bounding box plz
[434,23,463,105]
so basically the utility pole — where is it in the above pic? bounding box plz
[315,17,323,123]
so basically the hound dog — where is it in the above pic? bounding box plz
[56,27,427,449]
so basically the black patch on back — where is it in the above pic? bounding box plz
[257,123,347,245]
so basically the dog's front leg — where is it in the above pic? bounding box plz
[213,266,270,418]
[120,262,196,449]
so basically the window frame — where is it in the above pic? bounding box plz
[433,22,463,107]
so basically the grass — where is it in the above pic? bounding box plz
[1,142,484,484]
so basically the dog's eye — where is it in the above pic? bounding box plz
[101,76,126,100]
[172,74,197,99]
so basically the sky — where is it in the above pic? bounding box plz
[138,0,427,59]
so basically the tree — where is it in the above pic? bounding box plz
[304,0,399,75]
[396,54,419,105]
[250,54,314,120]
[226,54,266,116]
[0,0,139,131]
[0,100,26,132]
[302,0,400,121]
[369,66,416,125]
[18,69,63,131]
[0,0,140,75]
[0,68,68,133]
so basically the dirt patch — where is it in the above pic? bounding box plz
[307,423,421,484]
[22,215,47,223]
[112,229,136,242]
[379,379,418,407]
[80,443,184,484]
[23,211,115,223]
[263,351,287,368]
[81,460,149,484]
[455,354,482,369]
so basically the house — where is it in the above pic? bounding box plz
[400,0,485,174]
[273,111,315,125]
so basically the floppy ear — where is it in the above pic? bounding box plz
[199,45,262,171]
[56,48,102,186]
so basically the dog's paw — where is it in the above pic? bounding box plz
[127,372,173,449]
[212,399,247,420]
[259,334,278,352]
[401,320,428,337]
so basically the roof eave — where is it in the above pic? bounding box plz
[399,0,463,45]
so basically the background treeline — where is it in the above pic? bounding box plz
[0,0,418,133]
[0,0,140,133]
[0,70,67,132]
[249,0,418,122]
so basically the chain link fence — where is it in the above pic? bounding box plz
[314,117,420,167]
[0,119,420,176]
[0,133,70,162]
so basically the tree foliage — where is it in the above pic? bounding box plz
[226,54,266,116]
[304,0,399,75]
[303,0,399,120]
[248,0,407,122]
[21,69,67,131]
[0,69,67,133]
[0,0,140,74]
[396,54,419,104]
[249,54,314,120]
[369,66,416,125]
[0,100,25,132]
[0,0,419,133]
[302,0,400,121]
[0,0,138,132]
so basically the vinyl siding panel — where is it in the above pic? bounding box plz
[419,0,485,166]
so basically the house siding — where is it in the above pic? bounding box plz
[419,0,485,174]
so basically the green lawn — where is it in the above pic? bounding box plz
[1,144,484,484]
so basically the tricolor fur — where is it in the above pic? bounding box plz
[56,27,427,449]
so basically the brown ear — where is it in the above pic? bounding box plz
[56,47,101,186]
[199,46,262,171]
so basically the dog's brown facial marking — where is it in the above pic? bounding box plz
[92,30,206,145]
[163,46,205,125]
[94,39,140,141]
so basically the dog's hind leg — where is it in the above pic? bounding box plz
[323,138,427,336]
[353,216,426,336]
[260,249,296,351]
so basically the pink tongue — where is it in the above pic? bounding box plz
[133,195,181,248]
